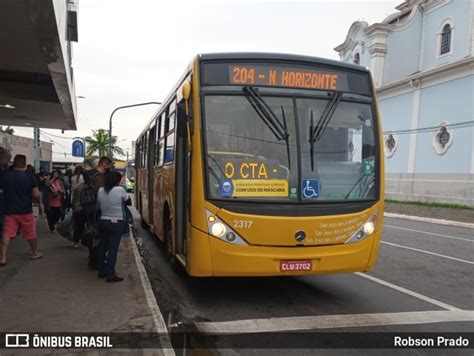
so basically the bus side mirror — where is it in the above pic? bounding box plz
[182,81,191,116]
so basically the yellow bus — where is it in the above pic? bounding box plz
[135,53,384,276]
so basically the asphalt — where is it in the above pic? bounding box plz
[1,207,471,355]
[135,210,474,354]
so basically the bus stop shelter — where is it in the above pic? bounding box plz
[0,0,78,130]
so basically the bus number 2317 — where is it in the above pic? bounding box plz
[233,220,253,229]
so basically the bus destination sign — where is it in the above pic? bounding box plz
[202,62,371,95]
[230,65,342,91]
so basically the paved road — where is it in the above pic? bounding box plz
[133,209,473,354]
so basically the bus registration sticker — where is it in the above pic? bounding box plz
[280,259,312,272]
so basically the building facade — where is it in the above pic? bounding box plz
[0,132,53,170]
[335,0,473,206]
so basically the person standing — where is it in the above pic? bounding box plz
[97,171,131,283]
[71,165,84,191]
[71,172,90,248]
[91,156,113,191]
[86,156,113,270]
[0,148,10,238]
[45,170,64,232]
[60,169,73,221]
[36,166,48,192]
[0,155,44,266]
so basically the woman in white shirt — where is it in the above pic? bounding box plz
[96,170,131,283]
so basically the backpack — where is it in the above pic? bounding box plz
[79,183,97,218]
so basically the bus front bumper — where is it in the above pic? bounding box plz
[187,227,381,277]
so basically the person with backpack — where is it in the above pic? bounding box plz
[97,171,131,283]
[80,156,113,268]
[79,169,100,268]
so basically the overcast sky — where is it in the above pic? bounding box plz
[13,0,400,161]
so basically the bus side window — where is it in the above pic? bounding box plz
[155,115,161,166]
[164,112,176,164]
[143,133,148,167]
[168,100,176,132]
[140,136,145,168]
[138,139,142,168]
[135,139,139,168]
[157,110,167,167]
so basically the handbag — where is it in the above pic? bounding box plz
[81,222,100,248]
[81,213,100,248]
[57,215,74,240]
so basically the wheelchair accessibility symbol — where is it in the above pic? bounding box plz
[301,179,320,199]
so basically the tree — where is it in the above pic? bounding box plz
[85,129,124,159]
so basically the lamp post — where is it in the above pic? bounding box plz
[108,102,161,157]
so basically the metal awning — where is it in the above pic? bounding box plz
[0,0,78,130]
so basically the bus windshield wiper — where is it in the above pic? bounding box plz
[308,93,342,171]
[243,86,291,169]
[344,172,375,199]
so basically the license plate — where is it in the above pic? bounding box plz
[280,259,312,272]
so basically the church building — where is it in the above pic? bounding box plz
[334,0,473,205]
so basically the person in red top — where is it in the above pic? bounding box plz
[45,170,64,232]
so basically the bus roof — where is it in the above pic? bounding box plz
[136,52,370,140]
[198,52,369,73]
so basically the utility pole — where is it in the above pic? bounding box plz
[126,150,129,179]
[33,127,40,170]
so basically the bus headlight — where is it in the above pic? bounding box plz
[363,221,375,235]
[205,210,248,246]
[345,212,379,244]
[211,222,226,237]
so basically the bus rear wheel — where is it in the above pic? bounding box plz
[164,215,182,273]
[138,194,148,229]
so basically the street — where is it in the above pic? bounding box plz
[132,208,473,353]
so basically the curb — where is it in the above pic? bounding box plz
[384,212,474,229]
[128,229,176,355]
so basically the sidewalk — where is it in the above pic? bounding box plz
[384,202,474,224]
[0,214,170,355]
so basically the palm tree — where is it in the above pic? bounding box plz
[85,129,125,159]
[0,126,14,134]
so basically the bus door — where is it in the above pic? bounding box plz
[154,112,166,239]
[174,98,191,257]
[147,125,156,227]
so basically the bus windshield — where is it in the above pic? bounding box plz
[204,93,377,202]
